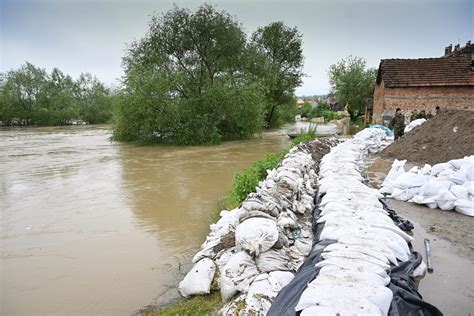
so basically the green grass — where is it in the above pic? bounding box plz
[145,130,316,315]
[142,291,221,316]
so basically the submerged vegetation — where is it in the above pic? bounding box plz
[112,4,304,145]
[0,62,115,126]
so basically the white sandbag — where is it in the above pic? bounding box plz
[449,157,473,169]
[419,180,452,198]
[392,187,420,201]
[465,181,474,195]
[393,173,428,189]
[294,238,313,256]
[419,164,432,175]
[412,195,438,209]
[408,166,419,174]
[448,169,468,185]
[404,118,426,133]
[242,274,278,315]
[221,251,259,300]
[464,165,474,181]
[412,260,427,278]
[300,304,382,316]
[296,283,391,315]
[256,249,292,272]
[235,217,279,256]
[178,258,216,297]
[314,268,389,287]
[430,163,452,176]
[450,185,469,200]
[454,199,474,216]
[269,271,294,289]
[434,189,457,211]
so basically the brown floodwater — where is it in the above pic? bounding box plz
[0,125,300,315]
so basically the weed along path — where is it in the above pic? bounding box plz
[0,124,325,315]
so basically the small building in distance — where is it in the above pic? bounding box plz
[373,41,474,123]
[296,98,305,108]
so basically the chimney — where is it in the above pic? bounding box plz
[454,44,460,51]
[445,44,452,55]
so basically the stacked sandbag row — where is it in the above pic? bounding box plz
[351,127,393,154]
[404,118,427,134]
[380,156,474,216]
[178,138,338,315]
[294,128,413,315]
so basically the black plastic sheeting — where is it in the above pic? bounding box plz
[268,192,443,316]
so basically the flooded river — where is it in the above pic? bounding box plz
[0,125,311,315]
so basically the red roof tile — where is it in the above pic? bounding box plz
[377,57,474,88]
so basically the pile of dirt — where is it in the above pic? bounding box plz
[381,109,474,165]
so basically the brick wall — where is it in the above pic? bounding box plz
[373,80,474,123]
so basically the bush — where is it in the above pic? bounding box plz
[227,128,316,206]
[228,152,284,204]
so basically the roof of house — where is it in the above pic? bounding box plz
[376,56,474,88]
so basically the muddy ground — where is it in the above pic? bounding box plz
[366,157,474,315]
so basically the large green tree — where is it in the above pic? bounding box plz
[115,4,265,144]
[328,56,377,121]
[249,22,304,128]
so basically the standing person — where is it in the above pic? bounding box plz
[410,109,419,122]
[389,108,405,140]
[435,106,441,115]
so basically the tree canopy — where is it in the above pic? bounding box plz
[328,56,377,121]
[113,5,304,144]
[249,22,304,128]
[0,62,114,126]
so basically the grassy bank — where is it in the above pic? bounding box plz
[142,131,315,315]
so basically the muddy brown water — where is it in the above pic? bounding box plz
[366,157,474,315]
[0,125,318,315]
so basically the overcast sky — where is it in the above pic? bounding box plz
[1,0,472,95]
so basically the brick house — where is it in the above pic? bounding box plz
[373,42,474,124]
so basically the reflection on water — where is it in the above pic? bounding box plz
[0,125,291,315]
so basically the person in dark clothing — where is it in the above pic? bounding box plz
[410,110,418,122]
[389,108,405,140]
[435,106,441,115]
[417,110,427,119]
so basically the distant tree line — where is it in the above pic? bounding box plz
[113,4,304,145]
[0,62,114,126]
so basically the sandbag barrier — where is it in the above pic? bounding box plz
[269,128,442,316]
[178,137,339,314]
[380,157,474,216]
